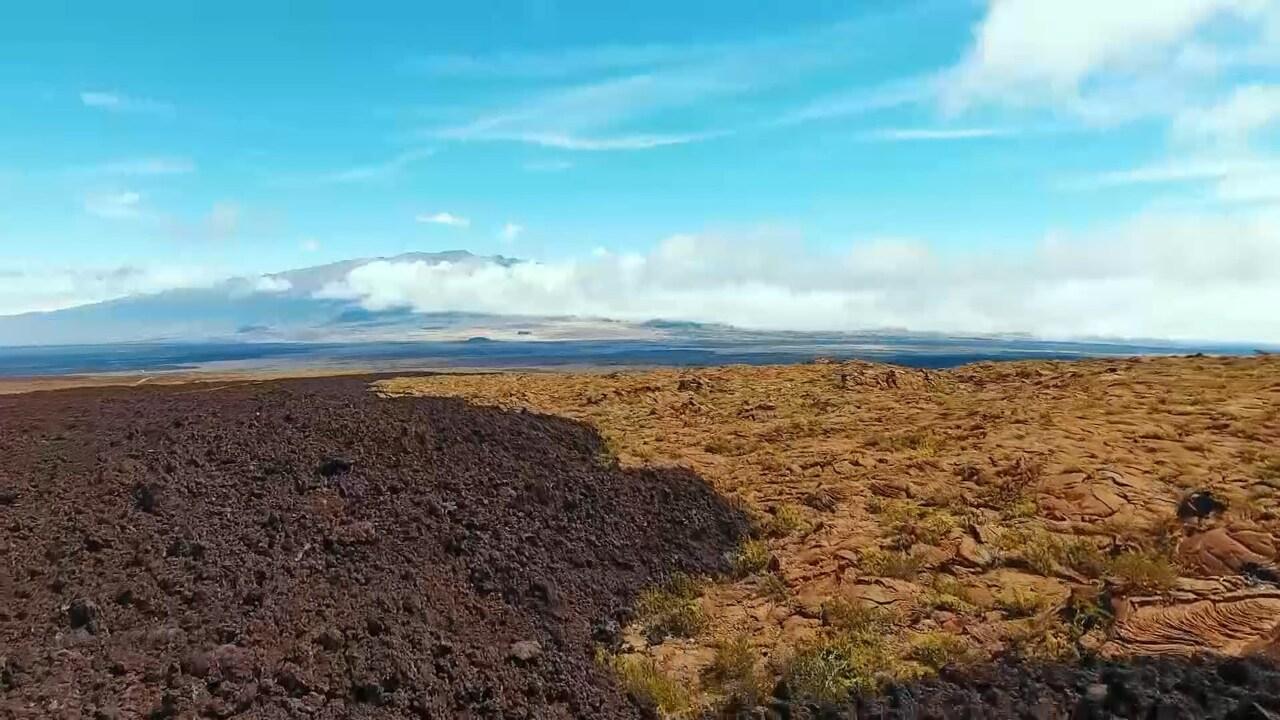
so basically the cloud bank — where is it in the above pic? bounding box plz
[319,214,1280,343]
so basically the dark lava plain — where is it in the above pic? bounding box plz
[0,376,747,719]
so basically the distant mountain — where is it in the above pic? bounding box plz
[0,251,561,347]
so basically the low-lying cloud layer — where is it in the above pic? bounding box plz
[320,212,1280,344]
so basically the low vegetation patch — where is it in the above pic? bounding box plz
[869,499,958,548]
[733,539,773,577]
[858,548,925,580]
[907,632,972,670]
[636,573,708,639]
[704,635,764,705]
[868,430,942,455]
[994,586,1055,618]
[992,525,1106,578]
[923,575,978,613]
[783,628,895,701]
[1107,550,1179,593]
[765,503,813,537]
[604,653,699,718]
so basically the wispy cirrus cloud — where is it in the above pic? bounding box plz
[416,212,470,227]
[74,156,196,176]
[314,148,433,184]
[1070,156,1274,188]
[422,17,905,152]
[79,90,173,115]
[405,42,716,79]
[430,73,738,151]
[773,74,939,127]
[84,191,144,219]
[860,126,1019,141]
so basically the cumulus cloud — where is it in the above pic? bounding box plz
[252,275,292,293]
[1175,83,1280,142]
[944,0,1270,115]
[0,265,220,316]
[318,214,1280,343]
[84,191,143,219]
[417,212,470,227]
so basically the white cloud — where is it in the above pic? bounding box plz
[499,222,524,243]
[406,43,714,79]
[417,212,470,227]
[76,157,196,176]
[0,265,219,316]
[317,213,1280,343]
[300,238,321,253]
[314,148,433,184]
[433,73,734,151]
[943,0,1271,114]
[1175,83,1280,142]
[448,130,716,151]
[1068,153,1280,203]
[861,127,1018,141]
[252,275,293,293]
[84,191,143,219]
[79,90,173,115]
[1074,156,1273,187]
[776,75,938,126]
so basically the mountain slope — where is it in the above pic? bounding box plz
[0,251,525,346]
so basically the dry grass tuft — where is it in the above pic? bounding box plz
[1107,550,1179,593]
[704,635,765,705]
[733,539,773,577]
[923,575,977,613]
[605,653,699,718]
[994,587,1055,618]
[906,632,972,670]
[858,548,925,580]
[766,503,813,537]
[636,573,707,639]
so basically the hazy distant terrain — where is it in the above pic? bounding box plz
[0,251,1270,377]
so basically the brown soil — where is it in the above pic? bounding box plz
[380,355,1280,714]
[0,376,748,719]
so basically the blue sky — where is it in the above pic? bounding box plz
[2,1,1279,341]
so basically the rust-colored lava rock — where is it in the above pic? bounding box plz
[0,377,748,719]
